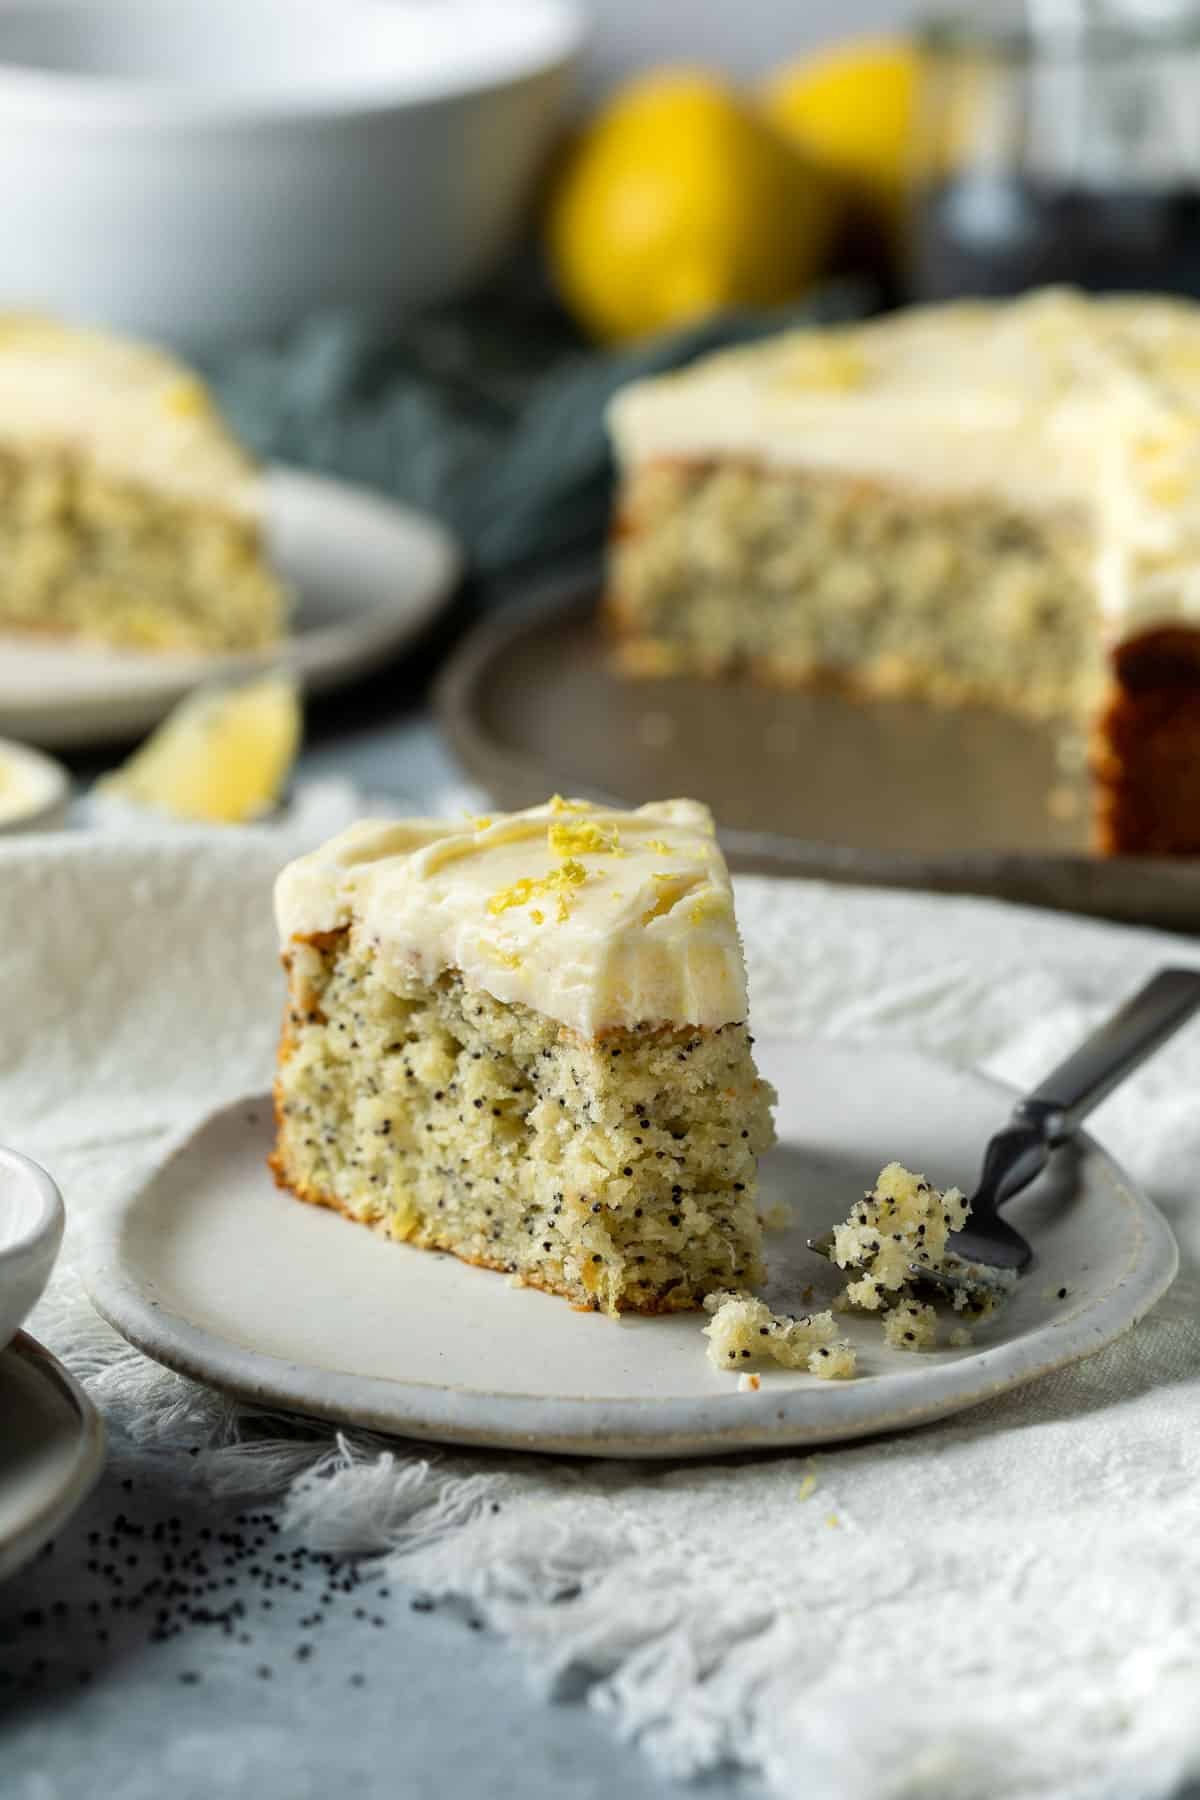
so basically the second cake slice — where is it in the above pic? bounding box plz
[271,798,775,1314]
[0,316,287,653]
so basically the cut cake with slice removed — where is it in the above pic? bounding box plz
[270,797,776,1315]
[604,287,1200,854]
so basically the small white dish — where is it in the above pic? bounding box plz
[0,1146,64,1353]
[0,0,581,345]
[0,465,461,750]
[0,1331,105,1583]
[81,1040,1178,1459]
[0,739,71,832]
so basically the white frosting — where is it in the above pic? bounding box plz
[275,798,749,1037]
[609,288,1200,641]
[0,315,261,513]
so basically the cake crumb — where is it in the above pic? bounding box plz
[699,1162,1008,1387]
[831,1161,968,1309]
[882,1298,939,1351]
[827,1162,1013,1351]
[703,1290,857,1378]
[759,1199,792,1232]
[797,1472,817,1502]
[809,1341,857,1379]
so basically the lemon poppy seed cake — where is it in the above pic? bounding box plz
[0,316,287,652]
[270,798,776,1314]
[605,287,1200,854]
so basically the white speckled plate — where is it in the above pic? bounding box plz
[0,466,461,750]
[81,1040,1177,1459]
[0,1332,105,1583]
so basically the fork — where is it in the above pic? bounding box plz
[809,966,1200,1302]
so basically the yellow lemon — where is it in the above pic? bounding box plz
[100,670,301,824]
[760,38,918,221]
[546,69,834,345]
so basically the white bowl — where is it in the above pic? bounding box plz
[0,1147,64,1352]
[0,0,582,346]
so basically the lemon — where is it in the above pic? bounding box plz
[546,69,834,345]
[101,670,301,824]
[760,38,918,222]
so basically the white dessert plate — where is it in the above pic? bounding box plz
[0,465,461,750]
[81,1039,1177,1460]
[0,1332,105,1582]
[0,1145,65,1353]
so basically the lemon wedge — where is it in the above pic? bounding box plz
[101,671,301,824]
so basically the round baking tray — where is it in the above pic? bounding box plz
[435,577,1200,931]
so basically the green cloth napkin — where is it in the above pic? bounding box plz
[200,283,872,585]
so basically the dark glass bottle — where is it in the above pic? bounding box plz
[909,1,1200,300]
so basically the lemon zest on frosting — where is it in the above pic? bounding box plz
[487,877,536,916]
[274,796,747,1036]
[548,819,624,857]
[778,340,866,391]
[163,377,212,418]
[487,859,589,923]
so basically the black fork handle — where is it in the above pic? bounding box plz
[1012,968,1200,1145]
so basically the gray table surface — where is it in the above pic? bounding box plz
[3,682,760,1800]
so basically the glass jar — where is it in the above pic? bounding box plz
[908,0,1200,300]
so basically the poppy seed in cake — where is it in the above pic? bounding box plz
[270,798,776,1315]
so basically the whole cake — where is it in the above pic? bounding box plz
[0,316,287,652]
[605,287,1200,854]
[270,798,776,1314]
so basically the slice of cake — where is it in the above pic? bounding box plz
[0,316,287,653]
[270,798,776,1314]
[604,287,1200,854]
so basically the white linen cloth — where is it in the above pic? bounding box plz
[10,831,1200,1800]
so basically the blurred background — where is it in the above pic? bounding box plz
[572,0,901,93]
[4,0,1200,920]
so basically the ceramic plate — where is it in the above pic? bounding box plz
[0,466,461,750]
[81,1040,1177,1459]
[436,582,1200,931]
[0,1332,105,1582]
